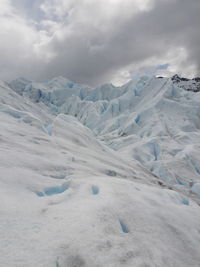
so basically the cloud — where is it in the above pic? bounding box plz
[0,1,38,79]
[0,0,200,85]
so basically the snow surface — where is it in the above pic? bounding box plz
[0,76,200,266]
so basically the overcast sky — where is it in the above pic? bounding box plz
[0,0,200,86]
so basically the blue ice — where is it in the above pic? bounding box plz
[135,114,140,124]
[46,124,53,136]
[119,220,129,233]
[182,199,189,205]
[36,183,69,197]
[91,185,99,195]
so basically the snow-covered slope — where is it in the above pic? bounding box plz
[1,76,200,266]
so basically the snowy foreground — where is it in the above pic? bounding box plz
[0,76,200,266]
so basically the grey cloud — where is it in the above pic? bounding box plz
[1,0,200,85]
[11,0,44,21]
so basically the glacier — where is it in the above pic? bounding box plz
[0,75,200,266]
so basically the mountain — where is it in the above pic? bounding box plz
[171,74,200,92]
[0,75,200,267]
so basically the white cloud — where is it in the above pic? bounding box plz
[0,0,13,16]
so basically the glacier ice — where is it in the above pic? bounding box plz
[0,75,200,266]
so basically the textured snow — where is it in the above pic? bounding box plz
[0,76,200,266]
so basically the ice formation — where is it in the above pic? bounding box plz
[0,75,200,266]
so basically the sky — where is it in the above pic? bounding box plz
[0,0,200,86]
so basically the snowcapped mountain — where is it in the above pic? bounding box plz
[1,75,200,266]
[171,74,200,92]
